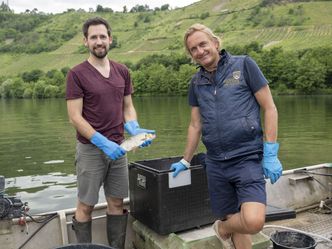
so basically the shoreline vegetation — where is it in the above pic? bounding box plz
[1,0,331,98]
[1,44,331,98]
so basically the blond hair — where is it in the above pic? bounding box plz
[184,23,221,55]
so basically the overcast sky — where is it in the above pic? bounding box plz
[8,0,200,14]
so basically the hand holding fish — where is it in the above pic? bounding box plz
[90,132,126,160]
[121,133,156,152]
[124,120,155,136]
[124,120,156,148]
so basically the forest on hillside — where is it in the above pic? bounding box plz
[1,43,331,98]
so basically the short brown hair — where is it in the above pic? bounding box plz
[82,17,111,38]
[184,23,221,55]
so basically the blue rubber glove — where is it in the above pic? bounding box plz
[140,139,152,148]
[90,132,126,160]
[170,161,187,177]
[124,120,155,148]
[263,142,283,184]
[124,120,155,136]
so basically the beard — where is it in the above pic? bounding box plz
[89,45,108,59]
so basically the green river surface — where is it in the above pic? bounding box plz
[1,96,331,213]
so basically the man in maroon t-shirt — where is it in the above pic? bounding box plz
[66,17,154,248]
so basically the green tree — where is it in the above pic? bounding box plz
[295,57,326,94]
[22,69,44,82]
[103,7,113,13]
[258,48,298,89]
[132,69,147,94]
[46,70,65,86]
[110,35,119,49]
[200,12,210,20]
[23,87,33,98]
[160,4,169,11]
[130,4,150,12]
[305,48,332,88]
[96,5,104,12]
[0,1,11,12]
[61,67,71,76]
[33,80,46,98]
[144,64,166,93]
[143,15,151,23]
[136,53,190,70]
[0,78,13,98]
[12,78,25,98]
[176,64,197,94]
[44,85,59,98]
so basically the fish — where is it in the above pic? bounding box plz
[120,133,156,152]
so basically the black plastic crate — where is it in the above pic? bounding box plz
[129,154,215,235]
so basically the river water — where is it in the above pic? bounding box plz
[0,96,331,213]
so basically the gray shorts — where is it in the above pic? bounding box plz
[75,142,129,206]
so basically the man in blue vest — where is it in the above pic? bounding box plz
[170,23,282,249]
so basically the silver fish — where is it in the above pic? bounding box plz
[120,133,156,152]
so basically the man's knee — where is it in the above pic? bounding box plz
[76,201,94,221]
[107,196,124,214]
[242,213,265,234]
[241,202,265,234]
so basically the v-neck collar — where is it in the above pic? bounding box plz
[86,59,111,79]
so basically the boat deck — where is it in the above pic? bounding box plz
[4,202,332,249]
[263,208,332,249]
[4,163,331,249]
[128,206,332,249]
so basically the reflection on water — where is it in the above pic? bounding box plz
[5,173,79,214]
[275,96,332,169]
[5,173,107,215]
[0,96,331,214]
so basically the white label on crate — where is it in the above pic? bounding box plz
[168,170,191,188]
[137,174,146,189]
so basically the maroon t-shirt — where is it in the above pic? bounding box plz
[66,60,133,144]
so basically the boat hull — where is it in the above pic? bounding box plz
[1,163,331,249]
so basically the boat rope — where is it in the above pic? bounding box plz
[24,212,57,223]
[294,169,332,177]
[323,202,332,211]
[18,212,58,249]
[298,171,331,191]
[263,224,332,243]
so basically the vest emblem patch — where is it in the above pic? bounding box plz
[233,71,241,80]
[224,71,241,86]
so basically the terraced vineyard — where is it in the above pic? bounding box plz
[224,24,332,49]
[0,0,331,76]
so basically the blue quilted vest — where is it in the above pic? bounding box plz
[191,51,263,160]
